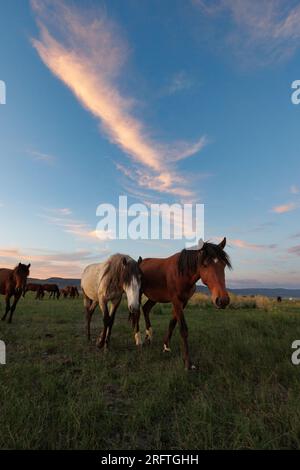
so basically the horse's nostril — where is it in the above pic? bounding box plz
[216,297,221,307]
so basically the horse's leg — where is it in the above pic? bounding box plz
[8,292,21,323]
[83,291,96,341]
[163,313,177,353]
[1,294,11,321]
[163,300,188,352]
[132,309,142,347]
[96,300,110,350]
[105,297,122,349]
[142,299,156,343]
[173,300,194,370]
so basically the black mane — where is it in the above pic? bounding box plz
[178,242,232,275]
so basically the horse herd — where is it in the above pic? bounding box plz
[0,238,231,370]
[24,283,79,300]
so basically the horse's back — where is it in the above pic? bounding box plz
[81,263,105,301]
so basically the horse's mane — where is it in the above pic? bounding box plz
[101,253,141,293]
[178,242,232,275]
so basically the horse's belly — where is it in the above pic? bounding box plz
[143,287,170,303]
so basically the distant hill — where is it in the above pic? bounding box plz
[28,277,81,289]
[196,286,300,299]
[28,277,300,298]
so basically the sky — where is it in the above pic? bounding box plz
[0,0,299,288]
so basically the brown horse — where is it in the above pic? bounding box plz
[0,263,31,323]
[67,285,79,299]
[43,283,60,299]
[25,283,44,299]
[60,287,69,298]
[139,238,231,370]
[61,286,79,299]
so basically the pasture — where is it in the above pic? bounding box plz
[1,294,300,450]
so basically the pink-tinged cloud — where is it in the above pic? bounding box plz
[288,245,300,256]
[229,239,277,250]
[40,209,105,241]
[291,185,300,195]
[272,202,297,214]
[31,1,206,197]
[0,247,109,278]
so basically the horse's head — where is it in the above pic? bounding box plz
[198,238,231,309]
[13,263,31,293]
[122,256,143,323]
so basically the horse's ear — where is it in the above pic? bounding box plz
[138,256,142,264]
[122,257,127,266]
[18,262,21,267]
[219,237,226,249]
[27,263,31,268]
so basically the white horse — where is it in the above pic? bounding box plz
[81,253,142,349]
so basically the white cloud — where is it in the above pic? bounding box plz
[31,0,207,198]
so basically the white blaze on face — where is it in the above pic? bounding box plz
[124,276,141,312]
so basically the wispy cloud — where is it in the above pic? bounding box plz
[40,211,100,241]
[166,71,195,95]
[31,1,207,198]
[291,184,300,194]
[229,239,277,250]
[272,202,298,214]
[193,0,300,65]
[0,246,108,278]
[287,245,300,256]
[28,149,56,165]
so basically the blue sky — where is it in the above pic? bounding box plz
[0,0,299,287]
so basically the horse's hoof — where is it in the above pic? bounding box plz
[185,364,197,371]
[96,339,105,350]
[163,344,171,353]
[134,332,142,347]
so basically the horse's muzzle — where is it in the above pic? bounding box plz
[215,296,230,309]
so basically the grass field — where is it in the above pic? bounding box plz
[1,294,300,450]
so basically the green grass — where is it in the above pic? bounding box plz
[1,294,300,449]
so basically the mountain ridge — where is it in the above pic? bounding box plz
[28,277,300,298]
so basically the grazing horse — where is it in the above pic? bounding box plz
[81,254,142,349]
[25,283,44,300]
[61,286,79,299]
[67,286,79,299]
[139,238,231,370]
[43,284,60,299]
[0,263,31,323]
[60,287,69,298]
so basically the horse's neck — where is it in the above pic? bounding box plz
[190,271,201,286]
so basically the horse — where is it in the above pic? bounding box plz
[43,283,60,299]
[25,283,44,299]
[81,253,142,350]
[60,287,69,298]
[0,263,31,323]
[139,238,231,370]
[61,286,79,299]
[67,285,79,299]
